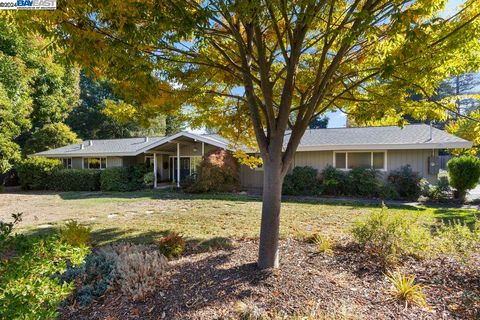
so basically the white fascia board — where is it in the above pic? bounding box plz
[295,141,472,151]
[136,131,231,154]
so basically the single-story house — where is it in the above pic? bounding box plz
[33,124,472,189]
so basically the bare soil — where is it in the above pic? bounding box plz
[60,240,480,320]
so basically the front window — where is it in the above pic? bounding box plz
[84,157,107,170]
[334,151,386,170]
[62,158,72,169]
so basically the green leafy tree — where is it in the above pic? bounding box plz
[308,116,329,129]
[67,73,168,139]
[14,0,480,268]
[24,123,80,155]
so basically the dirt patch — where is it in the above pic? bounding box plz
[60,240,479,319]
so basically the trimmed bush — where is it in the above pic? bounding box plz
[16,157,62,190]
[282,166,322,195]
[387,165,421,200]
[50,169,100,191]
[100,165,146,192]
[447,156,480,200]
[320,165,349,195]
[187,149,240,193]
[348,168,380,198]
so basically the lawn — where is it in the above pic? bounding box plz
[1,189,477,245]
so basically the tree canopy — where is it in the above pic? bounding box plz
[10,0,480,268]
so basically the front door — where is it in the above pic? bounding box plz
[170,157,191,182]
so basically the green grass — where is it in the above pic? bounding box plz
[4,189,477,246]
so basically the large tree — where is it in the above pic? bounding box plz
[12,0,480,268]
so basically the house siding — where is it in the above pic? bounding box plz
[107,157,123,168]
[239,149,439,189]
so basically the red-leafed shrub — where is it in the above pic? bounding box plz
[186,149,240,193]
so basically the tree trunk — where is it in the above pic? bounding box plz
[257,160,284,269]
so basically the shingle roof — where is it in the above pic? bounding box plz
[34,137,166,157]
[33,124,471,157]
[291,124,471,151]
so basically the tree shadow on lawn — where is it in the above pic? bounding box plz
[433,208,480,229]
[21,225,235,254]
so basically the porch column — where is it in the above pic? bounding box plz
[202,142,205,156]
[153,153,158,188]
[177,142,180,188]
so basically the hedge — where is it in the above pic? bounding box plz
[50,169,101,191]
[100,165,147,192]
[16,157,62,190]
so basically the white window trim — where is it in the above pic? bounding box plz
[333,151,387,171]
[82,157,108,170]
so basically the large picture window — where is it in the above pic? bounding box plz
[84,157,107,170]
[334,151,386,170]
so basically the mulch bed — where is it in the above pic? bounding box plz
[60,240,479,320]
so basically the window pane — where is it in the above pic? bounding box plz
[373,152,384,169]
[335,152,346,169]
[348,152,370,169]
[84,158,88,169]
[89,158,101,169]
[101,158,107,169]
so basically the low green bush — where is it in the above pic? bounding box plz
[16,157,62,190]
[347,168,380,198]
[387,165,421,200]
[100,165,147,192]
[50,169,101,191]
[320,165,349,196]
[378,182,400,200]
[0,235,89,319]
[448,156,480,200]
[434,221,480,261]
[283,166,322,196]
[59,221,92,246]
[143,172,155,188]
[0,213,23,250]
[158,232,186,259]
[351,205,431,264]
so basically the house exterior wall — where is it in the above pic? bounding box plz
[239,149,439,189]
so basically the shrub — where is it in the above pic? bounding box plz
[312,233,333,254]
[100,165,147,192]
[448,156,480,200]
[320,165,349,196]
[0,236,89,319]
[50,169,101,191]
[378,182,400,200]
[198,237,234,252]
[187,149,240,193]
[143,172,155,188]
[16,157,62,190]
[59,221,91,246]
[385,271,426,308]
[282,166,322,196]
[61,245,118,305]
[158,232,186,259]
[114,243,169,301]
[351,206,431,264]
[347,168,380,197]
[434,221,480,260]
[387,165,421,200]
